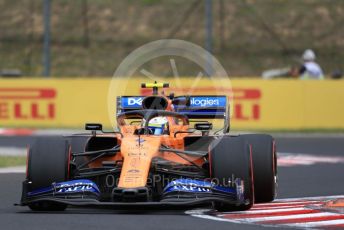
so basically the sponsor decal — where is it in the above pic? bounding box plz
[136,138,145,144]
[122,96,227,108]
[121,97,144,107]
[128,151,147,156]
[232,88,260,121]
[0,88,56,121]
[127,169,140,174]
[27,179,100,197]
[129,158,139,168]
[189,97,226,107]
[124,175,142,183]
[164,179,235,194]
[55,180,100,194]
[165,179,212,193]
[171,185,211,193]
[165,182,211,193]
[141,87,261,121]
[56,183,94,193]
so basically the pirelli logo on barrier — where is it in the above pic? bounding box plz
[141,87,261,122]
[232,88,261,121]
[0,88,56,120]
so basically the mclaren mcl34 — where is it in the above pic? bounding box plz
[20,82,277,211]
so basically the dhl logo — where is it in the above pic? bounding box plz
[141,87,261,121]
[0,88,56,120]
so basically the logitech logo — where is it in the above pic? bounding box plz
[190,97,220,107]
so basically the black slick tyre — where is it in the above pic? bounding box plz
[209,136,254,211]
[27,136,70,211]
[241,134,277,203]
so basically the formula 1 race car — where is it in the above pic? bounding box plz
[20,82,277,211]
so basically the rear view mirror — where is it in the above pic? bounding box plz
[194,122,213,131]
[85,123,103,131]
[194,122,213,136]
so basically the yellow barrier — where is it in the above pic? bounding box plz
[0,78,343,130]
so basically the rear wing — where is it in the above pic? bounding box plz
[173,95,227,119]
[116,95,230,132]
[117,96,143,113]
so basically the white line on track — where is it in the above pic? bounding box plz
[283,219,344,228]
[234,212,338,222]
[0,147,26,156]
[219,207,307,215]
[253,200,321,206]
[185,209,244,224]
[250,203,321,210]
[0,166,25,173]
[274,195,344,201]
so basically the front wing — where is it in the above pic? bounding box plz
[20,178,248,209]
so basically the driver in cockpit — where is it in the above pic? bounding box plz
[148,116,168,135]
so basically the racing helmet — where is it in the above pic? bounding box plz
[148,116,168,135]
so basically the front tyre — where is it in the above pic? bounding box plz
[27,137,70,211]
[209,136,254,211]
[241,134,277,203]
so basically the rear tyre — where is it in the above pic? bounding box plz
[209,136,254,211]
[241,134,277,203]
[27,137,70,211]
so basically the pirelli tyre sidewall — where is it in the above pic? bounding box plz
[27,136,70,211]
[241,134,277,203]
[209,136,254,211]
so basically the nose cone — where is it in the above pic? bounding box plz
[118,136,161,188]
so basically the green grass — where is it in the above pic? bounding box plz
[1,0,344,76]
[0,156,26,168]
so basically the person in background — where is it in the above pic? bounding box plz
[299,49,324,80]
